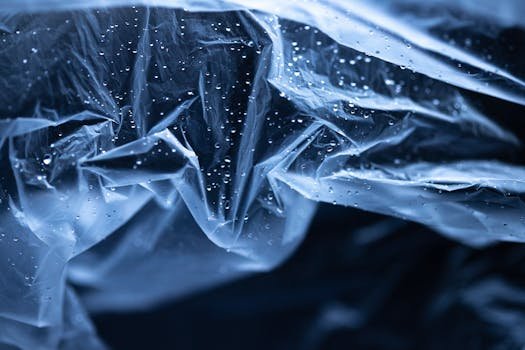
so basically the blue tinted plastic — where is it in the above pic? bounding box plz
[0,1,524,348]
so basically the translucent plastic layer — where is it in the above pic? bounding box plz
[0,1,524,349]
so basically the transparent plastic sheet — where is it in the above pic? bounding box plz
[0,1,524,349]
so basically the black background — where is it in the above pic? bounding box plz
[94,204,525,350]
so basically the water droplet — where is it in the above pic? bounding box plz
[42,154,52,165]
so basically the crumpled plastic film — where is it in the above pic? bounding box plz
[0,1,524,349]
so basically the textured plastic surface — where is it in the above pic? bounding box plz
[0,1,524,349]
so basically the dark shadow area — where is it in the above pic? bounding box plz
[93,204,525,350]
